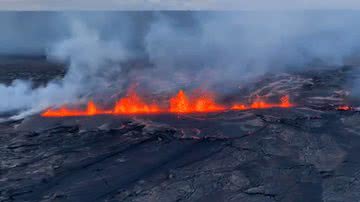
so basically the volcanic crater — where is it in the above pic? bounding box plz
[1,61,360,202]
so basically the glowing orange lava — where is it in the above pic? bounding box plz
[114,90,160,114]
[169,90,225,113]
[41,89,295,117]
[336,105,352,111]
[231,95,293,110]
[42,101,107,117]
[231,104,247,110]
[170,90,190,113]
[87,101,97,115]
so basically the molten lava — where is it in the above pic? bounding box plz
[42,101,107,117]
[231,104,247,110]
[169,90,225,113]
[231,95,293,110]
[114,90,160,114]
[87,101,98,115]
[170,90,190,113]
[336,105,352,111]
[41,90,295,117]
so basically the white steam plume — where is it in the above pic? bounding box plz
[0,19,129,119]
[1,12,360,119]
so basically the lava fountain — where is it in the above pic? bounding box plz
[336,105,352,111]
[41,89,294,117]
[169,90,226,113]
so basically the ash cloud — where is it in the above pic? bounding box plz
[1,11,360,118]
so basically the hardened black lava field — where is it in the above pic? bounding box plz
[1,57,360,202]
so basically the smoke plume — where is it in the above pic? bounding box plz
[0,11,360,118]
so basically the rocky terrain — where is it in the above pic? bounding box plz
[1,59,360,202]
[0,56,65,87]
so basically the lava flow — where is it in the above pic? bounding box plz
[234,95,293,110]
[41,100,111,117]
[336,105,352,111]
[41,90,294,117]
[170,90,225,113]
[114,90,160,114]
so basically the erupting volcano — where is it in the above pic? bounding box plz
[113,90,160,114]
[41,89,294,117]
[336,105,353,111]
[169,90,226,113]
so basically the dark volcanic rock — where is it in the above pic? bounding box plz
[1,66,360,202]
[0,55,65,87]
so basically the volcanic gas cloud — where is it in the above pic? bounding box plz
[41,89,294,117]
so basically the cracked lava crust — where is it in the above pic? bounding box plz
[1,65,360,202]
